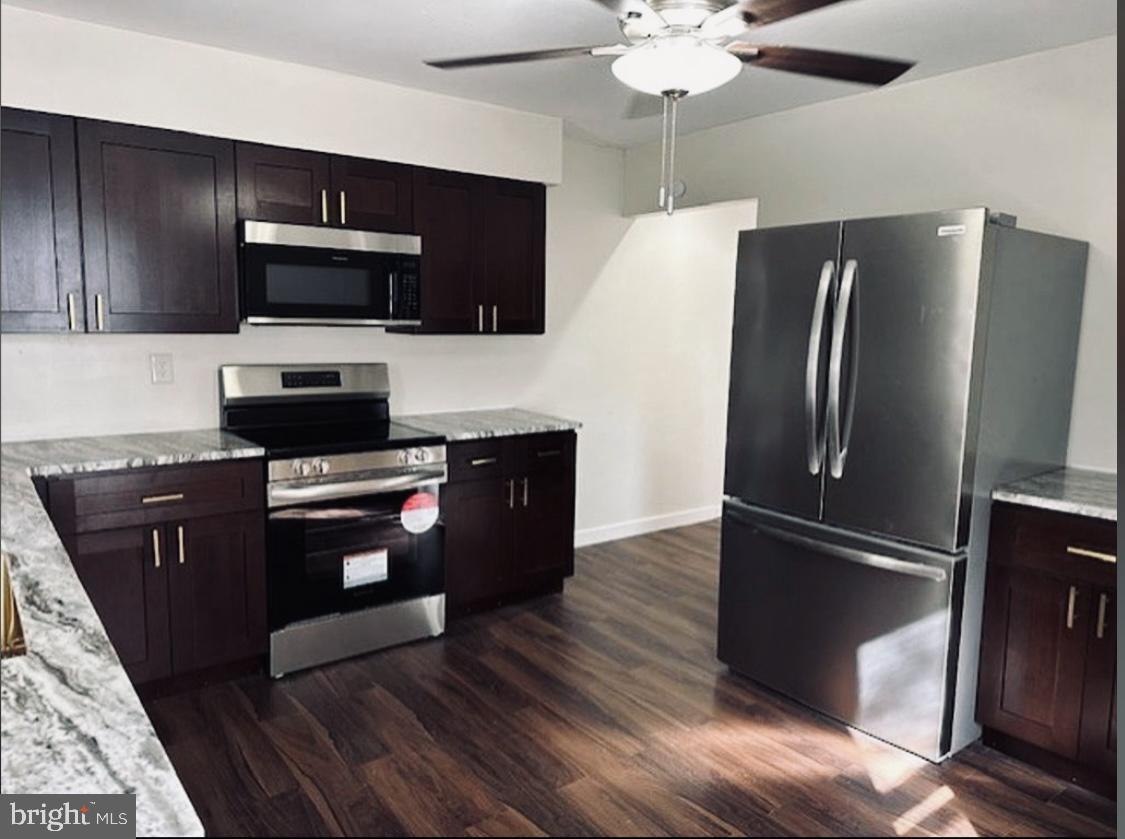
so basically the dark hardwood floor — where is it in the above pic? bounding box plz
[144,521,1116,837]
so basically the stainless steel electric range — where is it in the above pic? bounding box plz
[219,363,447,677]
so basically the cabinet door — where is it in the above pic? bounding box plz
[167,511,267,673]
[409,167,484,333]
[1,108,84,333]
[444,478,513,609]
[513,469,575,586]
[977,566,1089,757]
[77,120,239,333]
[69,525,171,683]
[481,177,545,334]
[1078,588,1116,775]
[331,156,414,232]
[236,143,331,225]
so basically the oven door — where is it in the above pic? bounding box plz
[267,480,443,629]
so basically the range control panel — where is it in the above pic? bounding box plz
[281,370,342,389]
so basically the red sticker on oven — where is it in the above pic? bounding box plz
[401,491,439,534]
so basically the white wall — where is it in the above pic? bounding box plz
[0,5,561,183]
[624,36,1118,471]
[0,128,755,540]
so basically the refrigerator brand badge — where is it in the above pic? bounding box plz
[937,224,967,237]
[401,492,439,534]
[342,548,388,589]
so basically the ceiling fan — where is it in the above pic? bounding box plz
[426,0,914,214]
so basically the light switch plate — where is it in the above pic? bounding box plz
[150,353,174,385]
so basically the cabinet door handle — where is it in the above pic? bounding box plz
[1096,592,1109,639]
[506,479,515,509]
[492,304,498,333]
[477,304,484,333]
[1066,585,1077,630]
[95,294,105,331]
[320,188,328,224]
[152,528,161,569]
[177,525,186,565]
[66,293,77,331]
[142,492,185,505]
[522,477,529,508]
[470,457,497,467]
[1066,546,1116,564]
[339,190,347,225]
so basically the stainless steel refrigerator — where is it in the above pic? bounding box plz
[717,207,1088,761]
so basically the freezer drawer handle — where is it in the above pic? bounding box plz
[756,523,947,582]
[827,259,859,479]
[804,260,835,475]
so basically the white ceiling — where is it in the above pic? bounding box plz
[3,0,1117,147]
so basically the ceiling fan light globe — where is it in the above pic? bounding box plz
[611,36,741,97]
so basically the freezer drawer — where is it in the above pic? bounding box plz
[717,500,966,760]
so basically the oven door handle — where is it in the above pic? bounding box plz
[268,466,448,508]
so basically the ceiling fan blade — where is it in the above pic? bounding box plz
[737,0,851,28]
[728,44,913,85]
[623,93,666,120]
[425,45,620,70]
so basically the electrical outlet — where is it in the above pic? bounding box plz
[150,353,174,385]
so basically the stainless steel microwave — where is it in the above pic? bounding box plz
[240,221,422,327]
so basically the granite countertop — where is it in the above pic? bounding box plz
[993,467,1117,522]
[397,407,581,441]
[1,429,263,837]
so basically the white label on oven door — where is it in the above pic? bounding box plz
[342,548,388,589]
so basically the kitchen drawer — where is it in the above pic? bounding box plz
[49,460,264,533]
[519,432,576,477]
[447,439,511,483]
[990,502,1116,588]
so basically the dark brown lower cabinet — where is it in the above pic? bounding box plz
[68,526,172,683]
[444,432,576,615]
[51,462,267,685]
[977,502,1117,796]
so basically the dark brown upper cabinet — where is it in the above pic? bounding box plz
[234,143,413,233]
[0,108,85,333]
[78,120,239,333]
[236,143,331,226]
[402,168,545,335]
[330,155,413,232]
[483,177,546,334]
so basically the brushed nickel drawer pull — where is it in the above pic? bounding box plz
[470,457,498,467]
[66,293,77,331]
[1096,593,1109,639]
[141,492,185,505]
[95,294,105,331]
[339,190,347,225]
[506,479,515,510]
[1066,546,1116,564]
[320,189,328,224]
[177,525,186,565]
[492,304,498,333]
[152,528,161,569]
[1066,585,1077,630]
[522,477,529,508]
[537,449,562,458]
[477,304,484,333]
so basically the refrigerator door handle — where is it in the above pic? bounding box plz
[827,258,860,479]
[804,260,835,475]
[756,523,947,583]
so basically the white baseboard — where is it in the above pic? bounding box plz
[574,504,721,548]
